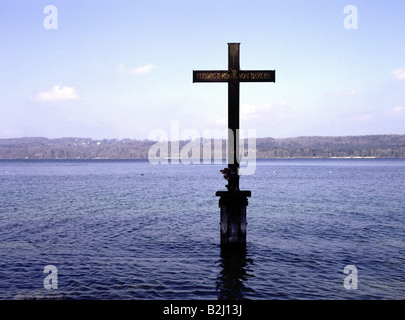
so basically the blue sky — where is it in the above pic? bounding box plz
[1,0,404,139]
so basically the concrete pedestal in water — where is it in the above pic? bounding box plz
[216,191,251,246]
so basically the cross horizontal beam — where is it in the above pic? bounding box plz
[193,70,275,83]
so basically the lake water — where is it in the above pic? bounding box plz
[0,159,404,300]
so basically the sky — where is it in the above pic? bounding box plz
[1,0,405,140]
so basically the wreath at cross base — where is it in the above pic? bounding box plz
[220,167,238,191]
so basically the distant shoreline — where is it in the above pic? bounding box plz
[3,157,405,161]
[1,135,405,160]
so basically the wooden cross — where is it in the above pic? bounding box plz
[193,43,275,191]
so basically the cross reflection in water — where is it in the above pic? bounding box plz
[216,246,255,300]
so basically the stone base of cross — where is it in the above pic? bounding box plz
[215,190,251,246]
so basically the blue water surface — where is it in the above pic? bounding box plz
[0,159,404,299]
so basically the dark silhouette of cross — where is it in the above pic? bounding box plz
[193,43,275,190]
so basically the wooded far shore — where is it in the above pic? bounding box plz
[1,134,405,159]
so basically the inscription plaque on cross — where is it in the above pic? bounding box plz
[193,43,275,191]
[193,43,276,246]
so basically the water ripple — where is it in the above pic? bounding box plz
[1,159,404,299]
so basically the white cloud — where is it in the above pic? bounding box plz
[32,86,79,102]
[118,63,156,75]
[345,113,375,123]
[391,67,405,80]
[241,104,260,121]
[212,102,289,130]
[386,106,405,117]
[215,118,227,126]
[241,102,288,122]
[358,113,375,123]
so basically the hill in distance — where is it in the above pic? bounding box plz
[0,134,405,159]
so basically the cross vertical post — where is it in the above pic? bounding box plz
[228,43,240,190]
